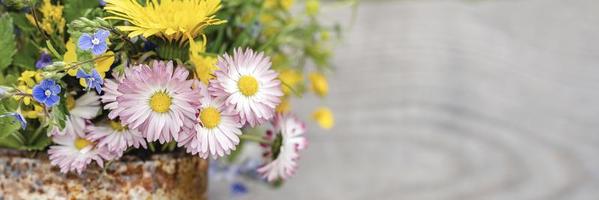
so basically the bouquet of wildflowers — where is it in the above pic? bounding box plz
[0,0,345,189]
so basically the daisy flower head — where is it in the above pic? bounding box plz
[87,120,146,153]
[257,114,307,182]
[32,79,61,107]
[210,48,283,127]
[101,69,138,120]
[115,61,200,143]
[78,29,110,55]
[179,82,243,159]
[48,120,113,174]
[53,92,102,136]
[104,0,226,41]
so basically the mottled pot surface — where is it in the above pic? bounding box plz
[0,149,208,200]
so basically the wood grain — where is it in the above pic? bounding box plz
[213,0,599,199]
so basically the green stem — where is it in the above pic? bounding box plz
[28,0,49,41]
[28,126,45,145]
[46,40,63,60]
[239,134,269,144]
[61,54,112,72]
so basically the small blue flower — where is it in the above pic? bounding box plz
[32,79,61,107]
[230,182,248,196]
[0,112,27,129]
[78,29,110,55]
[97,0,106,6]
[35,52,52,69]
[76,69,104,94]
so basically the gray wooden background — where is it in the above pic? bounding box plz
[212,0,599,199]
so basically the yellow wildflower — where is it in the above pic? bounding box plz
[264,0,294,11]
[26,0,65,35]
[306,0,320,16]
[14,71,43,105]
[64,39,115,87]
[15,85,33,105]
[104,0,226,41]
[309,72,328,97]
[63,39,77,64]
[278,69,302,95]
[312,107,334,129]
[23,104,44,119]
[321,30,330,41]
[18,70,43,88]
[189,39,218,84]
[275,96,291,113]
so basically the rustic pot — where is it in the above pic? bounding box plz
[0,149,208,200]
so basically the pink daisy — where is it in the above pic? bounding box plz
[55,92,102,136]
[87,120,146,152]
[257,114,308,182]
[112,61,200,143]
[48,120,114,174]
[210,48,283,127]
[179,82,243,159]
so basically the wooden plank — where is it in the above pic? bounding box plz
[216,1,599,199]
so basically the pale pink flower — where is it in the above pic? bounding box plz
[179,82,243,159]
[257,114,308,182]
[210,48,283,127]
[111,61,201,143]
[87,120,146,152]
[48,120,114,174]
[54,92,101,136]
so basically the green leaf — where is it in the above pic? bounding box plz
[23,130,51,151]
[0,99,22,141]
[63,0,99,22]
[12,37,38,70]
[0,132,25,149]
[9,13,35,33]
[0,73,18,85]
[0,14,17,71]
[50,96,68,130]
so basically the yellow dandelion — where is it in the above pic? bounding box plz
[309,72,329,97]
[189,39,219,84]
[312,107,334,130]
[104,0,226,41]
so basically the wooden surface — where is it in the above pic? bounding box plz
[213,0,599,199]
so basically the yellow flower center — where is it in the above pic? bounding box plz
[74,138,93,150]
[109,120,127,132]
[238,75,259,96]
[199,107,221,129]
[149,91,172,113]
[66,95,76,111]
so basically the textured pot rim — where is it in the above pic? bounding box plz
[0,148,196,163]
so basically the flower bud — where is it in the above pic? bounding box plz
[95,17,111,27]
